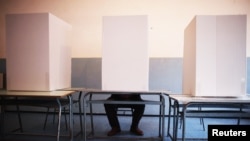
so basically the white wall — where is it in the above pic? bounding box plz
[0,0,249,58]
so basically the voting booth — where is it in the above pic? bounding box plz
[102,15,149,91]
[6,13,72,91]
[182,15,247,97]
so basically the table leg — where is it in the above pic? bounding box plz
[56,98,62,141]
[167,98,171,138]
[173,101,179,141]
[161,95,165,141]
[78,91,83,136]
[16,104,23,132]
[89,94,94,136]
[168,98,178,141]
[159,97,162,137]
[0,97,4,138]
[182,106,186,141]
[68,95,73,141]
[83,93,87,141]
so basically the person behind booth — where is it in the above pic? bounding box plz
[104,94,145,136]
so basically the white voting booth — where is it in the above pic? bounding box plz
[6,13,71,91]
[102,15,148,91]
[183,15,247,97]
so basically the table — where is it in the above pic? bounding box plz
[81,90,167,141]
[59,87,96,136]
[168,94,250,141]
[0,90,76,141]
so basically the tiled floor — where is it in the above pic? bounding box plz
[1,112,250,141]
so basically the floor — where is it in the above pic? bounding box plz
[1,112,250,141]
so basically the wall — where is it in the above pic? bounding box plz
[0,0,249,94]
[0,0,249,58]
[71,58,183,93]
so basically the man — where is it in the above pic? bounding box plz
[104,94,145,136]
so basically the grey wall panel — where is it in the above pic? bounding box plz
[1,58,249,94]
[149,58,183,93]
[71,58,102,89]
[71,58,183,93]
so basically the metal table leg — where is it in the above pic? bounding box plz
[67,95,73,141]
[83,93,88,141]
[0,97,4,138]
[56,98,62,141]
[182,106,187,141]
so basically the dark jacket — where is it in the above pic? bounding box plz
[109,94,142,101]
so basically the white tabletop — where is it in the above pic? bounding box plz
[60,87,168,95]
[0,90,76,98]
[169,94,250,104]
